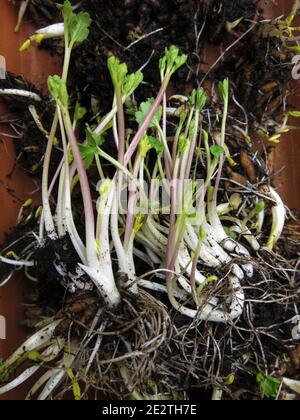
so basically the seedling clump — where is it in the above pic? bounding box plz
[0,0,299,401]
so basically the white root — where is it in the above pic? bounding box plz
[36,23,65,38]
[1,320,61,371]
[0,342,64,396]
[167,275,244,323]
[0,366,40,395]
[14,0,30,32]
[37,351,76,401]
[0,89,41,102]
[266,187,286,251]
[79,264,121,307]
[230,225,261,252]
[26,369,60,400]
[0,255,34,267]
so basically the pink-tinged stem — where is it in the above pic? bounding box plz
[116,88,125,166]
[125,78,170,166]
[162,93,172,181]
[63,111,97,267]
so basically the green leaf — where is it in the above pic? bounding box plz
[197,275,218,294]
[140,135,163,157]
[74,101,87,122]
[149,136,164,155]
[224,226,238,240]
[218,78,229,103]
[159,45,187,77]
[27,351,42,362]
[139,135,153,157]
[189,88,207,111]
[256,373,281,399]
[189,90,196,106]
[254,201,265,214]
[210,145,224,159]
[179,134,188,153]
[196,88,207,111]
[86,125,104,147]
[63,0,92,47]
[135,99,162,128]
[108,56,128,88]
[199,224,206,241]
[123,71,143,96]
[188,119,196,140]
[108,56,143,96]
[179,111,187,126]
[48,75,69,108]
[79,125,104,168]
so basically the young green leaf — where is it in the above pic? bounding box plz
[135,99,162,128]
[74,101,87,122]
[256,373,281,399]
[179,134,188,153]
[79,125,104,168]
[189,88,207,111]
[108,56,143,96]
[224,226,238,240]
[218,78,229,103]
[210,145,224,160]
[189,90,196,106]
[159,45,187,77]
[196,88,207,111]
[197,275,218,294]
[179,111,187,126]
[48,75,69,108]
[123,71,143,96]
[199,224,206,241]
[188,119,196,140]
[139,135,153,158]
[139,135,163,157]
[108,56,128,88]
[149,136,164,155]
[62,0,92,47]
[253,201,265,215]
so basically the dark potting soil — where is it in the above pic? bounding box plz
[215,33,293,125]
[35,0,260,119]
[0,73,62,177]
[207,0,260,44]
[0,203,40,285]
[6,1,288,177]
